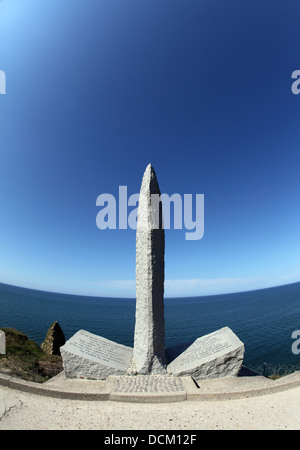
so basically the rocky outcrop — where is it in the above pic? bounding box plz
[41,321,65,356]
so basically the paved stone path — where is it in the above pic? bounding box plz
[113,376,185,393]
[0,383,300,430]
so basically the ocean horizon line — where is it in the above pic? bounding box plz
[1,279,300,301]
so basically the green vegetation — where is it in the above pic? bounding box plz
[250,362,300,379]
[0,327,63,383]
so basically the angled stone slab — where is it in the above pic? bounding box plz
[129,164,166,374]
[60,330,133,380]
[0,330,5,354]
[166,340,194,363]
[167,327,244,381]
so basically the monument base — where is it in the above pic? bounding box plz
[60,327,244,381]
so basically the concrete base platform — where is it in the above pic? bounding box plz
[1,369,300,402]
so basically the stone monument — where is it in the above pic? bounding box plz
[60,163,244,381]
[128,163,166,375]
[0,330,5,355]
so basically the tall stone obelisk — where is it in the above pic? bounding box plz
[129,163,166,374]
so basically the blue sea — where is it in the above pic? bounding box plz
[1,281,300,373]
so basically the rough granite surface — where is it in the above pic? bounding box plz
[60,330,133,380]
[168,327,244,381]
[129,164,166,375]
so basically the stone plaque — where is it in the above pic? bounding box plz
[0,330,5,354]
[167,327,244,381]
[60,330,133,379]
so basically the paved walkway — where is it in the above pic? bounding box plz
[0,373,300,430]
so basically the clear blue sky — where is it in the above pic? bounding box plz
[1,0,300,297]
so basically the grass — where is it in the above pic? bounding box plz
[249,362,300,379]
[0,327,63,383]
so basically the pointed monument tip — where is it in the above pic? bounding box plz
[140,163,160,195]
[145,163,157,177]
[143,163,156,180]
